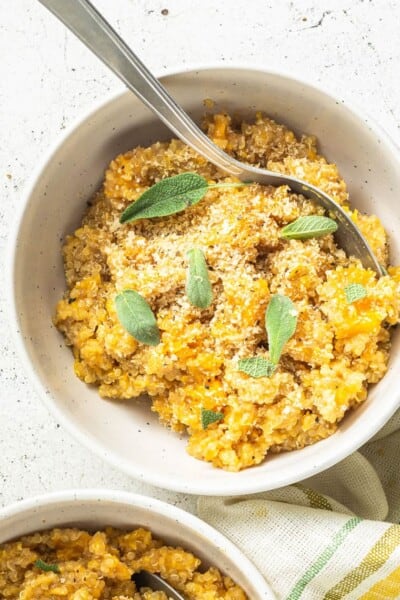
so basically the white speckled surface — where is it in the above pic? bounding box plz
[1,0,400,509]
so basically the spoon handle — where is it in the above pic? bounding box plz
[38,0,241,176]
[38,0,383,276]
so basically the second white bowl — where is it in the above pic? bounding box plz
[0,490,274,599]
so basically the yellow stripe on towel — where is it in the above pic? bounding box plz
[359,564,400,599]
[324,524,400,599]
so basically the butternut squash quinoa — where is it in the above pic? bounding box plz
[0,526,246,599]
[54,112,400,471]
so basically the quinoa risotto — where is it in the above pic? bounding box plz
[0,526,246,599]
[54,112,400,471]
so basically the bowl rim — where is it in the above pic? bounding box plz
[0,488,275,598]
[7,63,400,495]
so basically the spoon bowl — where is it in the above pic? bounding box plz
[132,570,185,599]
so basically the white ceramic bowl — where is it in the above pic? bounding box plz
[0,489,274,599]
[9,67,400,495]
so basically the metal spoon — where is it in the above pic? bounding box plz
[37,0,382,275]
[132,570,185,599]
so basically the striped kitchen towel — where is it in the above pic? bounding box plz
[197,410,400,599]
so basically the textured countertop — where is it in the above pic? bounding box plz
[1,0,400,510]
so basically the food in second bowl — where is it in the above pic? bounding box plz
[0,525,246,599]
[54,112,400,471]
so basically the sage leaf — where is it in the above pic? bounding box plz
[344,283,367,304]
[201,408,223,429]
[34,560,60,574]
[281,215,338,239]
[266,294,298,364]
[115,290,160,346]
[120,173,207,223]
[120,172,249,223]
[186,248,213,309]
[238,356,276,378]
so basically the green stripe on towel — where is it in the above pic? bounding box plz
[286,517,362,600]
